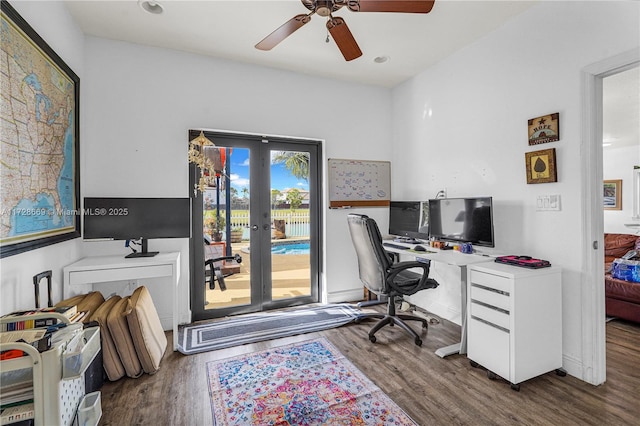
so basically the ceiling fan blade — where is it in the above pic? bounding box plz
[349,0,435,13]
[327,17,362,61]
[255,14,312,51]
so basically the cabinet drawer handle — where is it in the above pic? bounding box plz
[471,283,510,296]
[471,299,509,315]
[471,315,510,333]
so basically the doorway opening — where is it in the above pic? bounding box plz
[581,49,639,385]
[189,130,322,322]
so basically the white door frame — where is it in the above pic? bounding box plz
[580,48,639,385]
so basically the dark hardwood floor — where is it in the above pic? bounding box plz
[99,311,640,425]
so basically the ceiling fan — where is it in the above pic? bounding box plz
[255,0,435,61]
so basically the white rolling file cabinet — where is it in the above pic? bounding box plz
[466,262,564,391]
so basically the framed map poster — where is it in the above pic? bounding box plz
[328,159,390,208]
[1,2,80,258]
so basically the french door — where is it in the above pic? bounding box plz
[189,131,321,321]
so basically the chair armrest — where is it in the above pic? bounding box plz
[387,261,437,295]
[389,260,429,272]
[204,254,242,267]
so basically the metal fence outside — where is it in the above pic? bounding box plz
[229,211,310,238]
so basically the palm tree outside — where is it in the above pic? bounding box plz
[272,151,310,181]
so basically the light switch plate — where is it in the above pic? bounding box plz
[536,195,561,211]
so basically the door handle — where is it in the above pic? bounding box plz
[251,225,259,231]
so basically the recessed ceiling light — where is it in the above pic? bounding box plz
[139,1,164,15]
[373,56,390,64]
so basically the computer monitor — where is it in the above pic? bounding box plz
[388,201,429,242]
[83,197,191,257]
[428,197,494,247]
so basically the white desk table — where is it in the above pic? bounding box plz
[63,252,181,351]
[382,242,493,357]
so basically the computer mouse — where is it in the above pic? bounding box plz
[414,245,427,252]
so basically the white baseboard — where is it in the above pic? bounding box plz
[562,354,586,383]
[406,297,462,326]
[327,289,365,304]
[159,315,173,332]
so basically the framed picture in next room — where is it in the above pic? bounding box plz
[603,179,622,210]
[525,148,557,184]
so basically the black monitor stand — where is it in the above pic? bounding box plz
[125,238,159,259]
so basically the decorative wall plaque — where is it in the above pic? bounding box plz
[525,148,557,184]
[528,113,560,145]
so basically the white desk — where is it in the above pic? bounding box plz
[382,242,492,357]
[63,252,181,351]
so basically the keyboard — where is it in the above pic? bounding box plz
[383,242,409,250]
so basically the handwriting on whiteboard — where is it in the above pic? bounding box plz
[328,159,390,202]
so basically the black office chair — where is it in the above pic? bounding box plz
[347,213,439,346]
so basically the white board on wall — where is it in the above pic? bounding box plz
[328,158,391,208]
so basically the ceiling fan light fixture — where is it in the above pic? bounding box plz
[374,56,390,64]
[139,0,164,15]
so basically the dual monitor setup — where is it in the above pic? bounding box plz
[83,198,191,258]
[82,196,495,258]
[389,197,495,248]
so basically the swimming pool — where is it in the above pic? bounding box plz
[271,241,310,255]
[241,241,311,255]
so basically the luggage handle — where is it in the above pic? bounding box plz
[33,270,53,308]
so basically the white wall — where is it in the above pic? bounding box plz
[1,2,391,320]
[604,145,640,234]
[392,1,639,380]
[1,1,85,314]
[79,37,392,320]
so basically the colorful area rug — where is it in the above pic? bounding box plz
[207,337,418,425]
[179,304,360,354]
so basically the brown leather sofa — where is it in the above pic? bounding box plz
[604,233,640,323]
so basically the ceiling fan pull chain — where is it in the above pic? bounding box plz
[326,29,330,43]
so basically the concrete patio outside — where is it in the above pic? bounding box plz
[204,238,312,310]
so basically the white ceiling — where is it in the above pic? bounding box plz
[603,67,640,151]
[64,0,536,88]
[63,0,638,149]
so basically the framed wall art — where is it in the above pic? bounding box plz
[603,179,622,210]
[1,2,81,258]
[525,148,557,184]
[528,112,560,145]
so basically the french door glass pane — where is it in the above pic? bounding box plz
[270,149,312,301]
[204,146,251,310]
